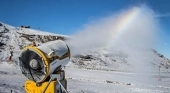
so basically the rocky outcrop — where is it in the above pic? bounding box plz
[17,32,67,43]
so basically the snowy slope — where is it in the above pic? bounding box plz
[0,62,170,93]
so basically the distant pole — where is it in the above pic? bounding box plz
[159,66,161,76]
[158,66,161,81]
[167,66,169,73]
[165,61,169,73]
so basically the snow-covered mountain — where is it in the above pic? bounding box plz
[0,22,170,93]
[0,22,68,61]
[70,48,170,73]
[0,22,169,73]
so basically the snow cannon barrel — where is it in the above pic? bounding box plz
[19,40,70,83]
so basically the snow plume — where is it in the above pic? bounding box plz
[66,5,162,73]
[67,5,160,56]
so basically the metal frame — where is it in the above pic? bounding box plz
[42,74,68,93]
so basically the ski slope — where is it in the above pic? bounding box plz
[0,62,170,93]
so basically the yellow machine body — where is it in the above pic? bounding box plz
[25,80,67,93]
[25,80,56,93]
[24,70,67,93]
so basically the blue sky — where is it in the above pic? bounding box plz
[0,0,169,58]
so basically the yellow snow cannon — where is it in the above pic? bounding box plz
[19,40,70,93]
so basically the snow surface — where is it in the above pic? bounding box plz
[0,62,170,93]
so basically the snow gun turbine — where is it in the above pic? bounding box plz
[19,40,70,93]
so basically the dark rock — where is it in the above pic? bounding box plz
[0,42,6,47]
[106,80,113,83]
[0,23,3,26]
[127,83,131,85]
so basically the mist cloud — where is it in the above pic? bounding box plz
[66,5,161,57]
